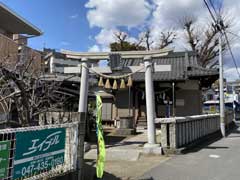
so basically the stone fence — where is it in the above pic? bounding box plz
[156,113,233,152]
[39,112,80,125]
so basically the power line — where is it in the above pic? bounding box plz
[203,0,240,79]
[203,0,218,24]
[203,0,227,137]
[222,30,240,78]
[208,0,219,18]
[227,31,240,39]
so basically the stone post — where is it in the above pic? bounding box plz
[160,123,168,148]
[169,123,177,149]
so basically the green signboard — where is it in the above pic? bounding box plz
[13,128,66,179]
[0,141,10,179]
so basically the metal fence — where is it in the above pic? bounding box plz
[0,122,78,180]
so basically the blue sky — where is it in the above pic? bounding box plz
[1,0,145,52]
[1,0,98,51]
[1,0,240,81]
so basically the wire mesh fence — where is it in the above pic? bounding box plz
[0,122,79,180]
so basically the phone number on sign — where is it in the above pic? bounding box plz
[21,156,64,177]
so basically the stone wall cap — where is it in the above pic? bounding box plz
[156,114,220,124]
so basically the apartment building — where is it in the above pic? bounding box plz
[0,2,43,74]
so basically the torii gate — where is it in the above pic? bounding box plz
[63,49,172,179]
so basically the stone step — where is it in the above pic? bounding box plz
[138,119,147,122]
[137,122,147,124]
[137,117,147,128]
[137,123,147,128]
[138,117,147,120]
[85,148,141,161]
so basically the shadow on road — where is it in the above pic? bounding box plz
[203,146,229,149]
[181,123,240,154]
[180,132,224,154]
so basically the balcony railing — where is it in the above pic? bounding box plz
[0,33,19,69]
[0,33,42,74]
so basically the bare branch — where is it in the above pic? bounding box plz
[158,31,177,49]
[180,13,232,67]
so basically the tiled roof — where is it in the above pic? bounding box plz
[119,51,219,82]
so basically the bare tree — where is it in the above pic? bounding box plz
[139,30,153,51]
[111,29,176,51]
[0,48,73,126]
[158,31,177,49]
[111,31,146,51]
[114,31,128,50]
[181,15,231,67]
[139,29,176,50]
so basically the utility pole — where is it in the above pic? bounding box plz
[219,34,226,137]
[172,82,175,117]
[203,0,226,137]
[233,85,236,121]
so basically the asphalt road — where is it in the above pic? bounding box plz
[140,123,240,180]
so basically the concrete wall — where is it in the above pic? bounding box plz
[156,88,202,117]
[13,34,28,45]
[175,80,202,116]
[155,80,202,117]
[39,112,80,125]
[51,57,81,73]
[175,89,202,116]
[49,56,98,74]
[0,28,13,39]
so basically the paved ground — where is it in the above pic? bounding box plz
[140,123,240,180]
[85,128,162,161]
[84,155,170,180]
[84,128,165,179]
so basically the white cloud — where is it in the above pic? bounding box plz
[224,67,240,81]
[95,29,116,47]
[85,0,152,28]
[88,29,115,52]
[151,0,204,28]
[90,28,139,52]
[149,0,208,49]
[88,45,101,52]
[69,14,79,19]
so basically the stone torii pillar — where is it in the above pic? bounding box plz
[144,56,159,148]
[77,58,89,180]
[78,58,89,113]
